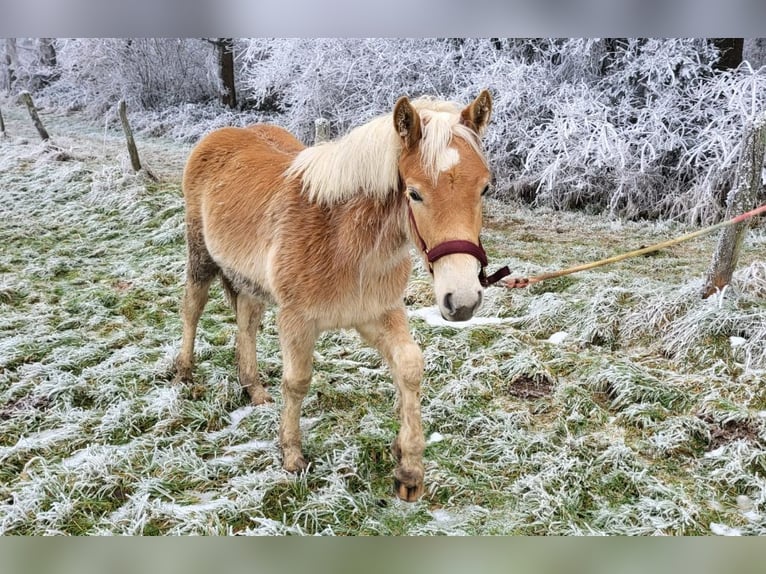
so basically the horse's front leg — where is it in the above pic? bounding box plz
[277,310,318,473]
[357,307,425,502]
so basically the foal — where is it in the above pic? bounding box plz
[175,91,493,501]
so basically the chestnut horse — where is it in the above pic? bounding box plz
[175,91,493,501]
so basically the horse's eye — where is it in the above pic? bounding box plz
[481,184,490,197]
[408,189,423,202]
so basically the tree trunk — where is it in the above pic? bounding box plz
[217,38,237,109]
[711,38,744,71]
[37,38,57,67]
[4,38,18,94]
[701,114,766,298]
[19,91,50,141]
[0,106,6,137]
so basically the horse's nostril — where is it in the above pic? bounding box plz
[443,292,455,315]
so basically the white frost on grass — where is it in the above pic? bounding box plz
[229,406,255,429]
[4,102,766,535]
[141,385,183,421]
[0,424,82,461]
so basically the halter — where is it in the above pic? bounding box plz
[406,201,511,288]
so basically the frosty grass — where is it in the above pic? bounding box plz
[1,103,765,535]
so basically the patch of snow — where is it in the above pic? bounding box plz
[224,439,275,454]
[730,336,747,348]
[158,497,232,516]
[547,331,569,345]
[427,432,444,445]
[300,416,320,432]
[710,522,742,536]
[207,455,238,466]
[429,509,454,523]
[408,306,511,329]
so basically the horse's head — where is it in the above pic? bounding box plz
[395,91,493,322]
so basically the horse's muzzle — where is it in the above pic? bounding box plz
[441,289,483,321]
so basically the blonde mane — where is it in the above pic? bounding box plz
[285,98,487,205]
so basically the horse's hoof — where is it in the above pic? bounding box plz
[283,452,308,473]
[173,359,193,385]
[393,466,424,502]
[394,476,424,502]
[247,385,273,405]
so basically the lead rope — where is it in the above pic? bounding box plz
[501,203,766,289]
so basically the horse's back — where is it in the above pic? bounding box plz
[183,124,304,206]
[245,124,305,154]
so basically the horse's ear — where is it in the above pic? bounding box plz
[393,96,422,150]
[460,89,492,135]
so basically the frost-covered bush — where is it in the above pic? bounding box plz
[38,38,221,114]
[239,38,478,142]
[518,38,766,224]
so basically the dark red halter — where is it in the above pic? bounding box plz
[406,202,510,288]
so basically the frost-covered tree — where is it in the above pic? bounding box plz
[37,38,57,68]
[2,38,20,94]
[206,38,237,109]
[0,38,59,94]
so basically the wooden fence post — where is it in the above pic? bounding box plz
[701,114,766,298]
[19,91,50,141]
[118,99,157,181]
[119,99,142,173]
[314,118,330,144]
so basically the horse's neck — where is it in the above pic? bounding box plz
[337,191,409,266]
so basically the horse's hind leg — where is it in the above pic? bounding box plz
[175,220,218,383]
[277,310,318,473]
[235,293,272,405]
[356,308,425,502]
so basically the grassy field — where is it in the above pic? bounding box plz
[1,100,765,535]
